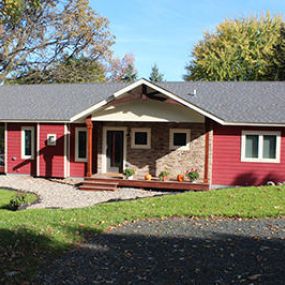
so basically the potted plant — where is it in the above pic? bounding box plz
[186,168,199,183]
[124,168,136,180]
[159,170,169,181]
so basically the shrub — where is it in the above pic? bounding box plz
[9,193,28,211]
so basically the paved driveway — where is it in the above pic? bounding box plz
[37,218,285,284]
[0,176,166,209]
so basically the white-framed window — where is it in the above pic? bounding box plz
[169,129,191,150]
[21,126,35,160]
[241,130,281,163]
[75,127,87,162]
[131,128,151,149]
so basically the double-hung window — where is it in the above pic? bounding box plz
[75,127,87,162]
[21,127,35,159]
[241,131,281,163]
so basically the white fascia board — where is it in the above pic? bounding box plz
[0,120,70,123]
[222,122,285,127]
[70,100,108,122]
[70,78,226,124]
[113,78,226,124]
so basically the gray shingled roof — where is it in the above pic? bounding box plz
[0,80,285,124]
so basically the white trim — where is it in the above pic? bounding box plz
[64,124,70,178]
[0,120,70,123]
[169,128,191,150]
[241,130,281,163]
[4,123,7,173]
[113,79,225,124]
[0,119,284,128]
[75,127,88,162]
[21,126,35,160]
[36,124,40,176]
[70,79,225,125]
[223,122,285,127]
[70,100,108,122]
[131,128,151,149]
[67,124,71,178]
[102,126,127,173]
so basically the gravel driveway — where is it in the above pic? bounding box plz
[37,218,285,285]
[0,176,167,209]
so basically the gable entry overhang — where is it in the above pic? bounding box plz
[70,78,225,124]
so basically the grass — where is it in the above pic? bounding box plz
[0,185,285,283]
[0,189,37,210]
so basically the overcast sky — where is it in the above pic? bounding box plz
[93,0,285,81]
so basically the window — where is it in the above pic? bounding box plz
[75,128,87,162]
[169,129,191,150]
[21,127,35,159]
[241,131,281,163]
[131,128,151,149]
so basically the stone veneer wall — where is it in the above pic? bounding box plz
[95,122,209,182]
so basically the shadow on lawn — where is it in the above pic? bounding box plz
[0,226,101,285]
[35,227,285,285]
[1,224,285,285]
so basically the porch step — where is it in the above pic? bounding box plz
[79,180,118,191]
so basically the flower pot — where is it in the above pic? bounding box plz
[191,180,197,183]
[161,176,168,182]
[144,174,152,181]
[177,174,184,182]
[127,175,134,180]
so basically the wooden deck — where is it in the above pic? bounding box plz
[80,174,210,191]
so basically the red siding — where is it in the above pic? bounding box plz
[7,123,37,175]
[70,124,86,177]
[69,123,97,177]
[39,124,65,178]
[212,124,285,186]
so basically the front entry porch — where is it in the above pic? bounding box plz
[79,82,212,191]
[79,174,210,192]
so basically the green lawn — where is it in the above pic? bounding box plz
[0,186,285,283]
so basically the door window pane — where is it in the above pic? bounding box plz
[245,135,259,158]
[263,135,276,159]
[24,130,32,156]
[78,131,87,159]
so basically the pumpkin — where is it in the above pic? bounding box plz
[177,174,184,182]
[144,174,152,181]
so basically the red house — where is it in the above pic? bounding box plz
[0,79,284,188]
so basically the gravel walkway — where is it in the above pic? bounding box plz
[0,176,167,209]
[37,218,285,285]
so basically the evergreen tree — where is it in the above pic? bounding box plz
[149,64,164,82]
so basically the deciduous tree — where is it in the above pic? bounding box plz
[109,54,137,82]
[11,57,106,84]
[0,0,114,82]
[184,14,285,81]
